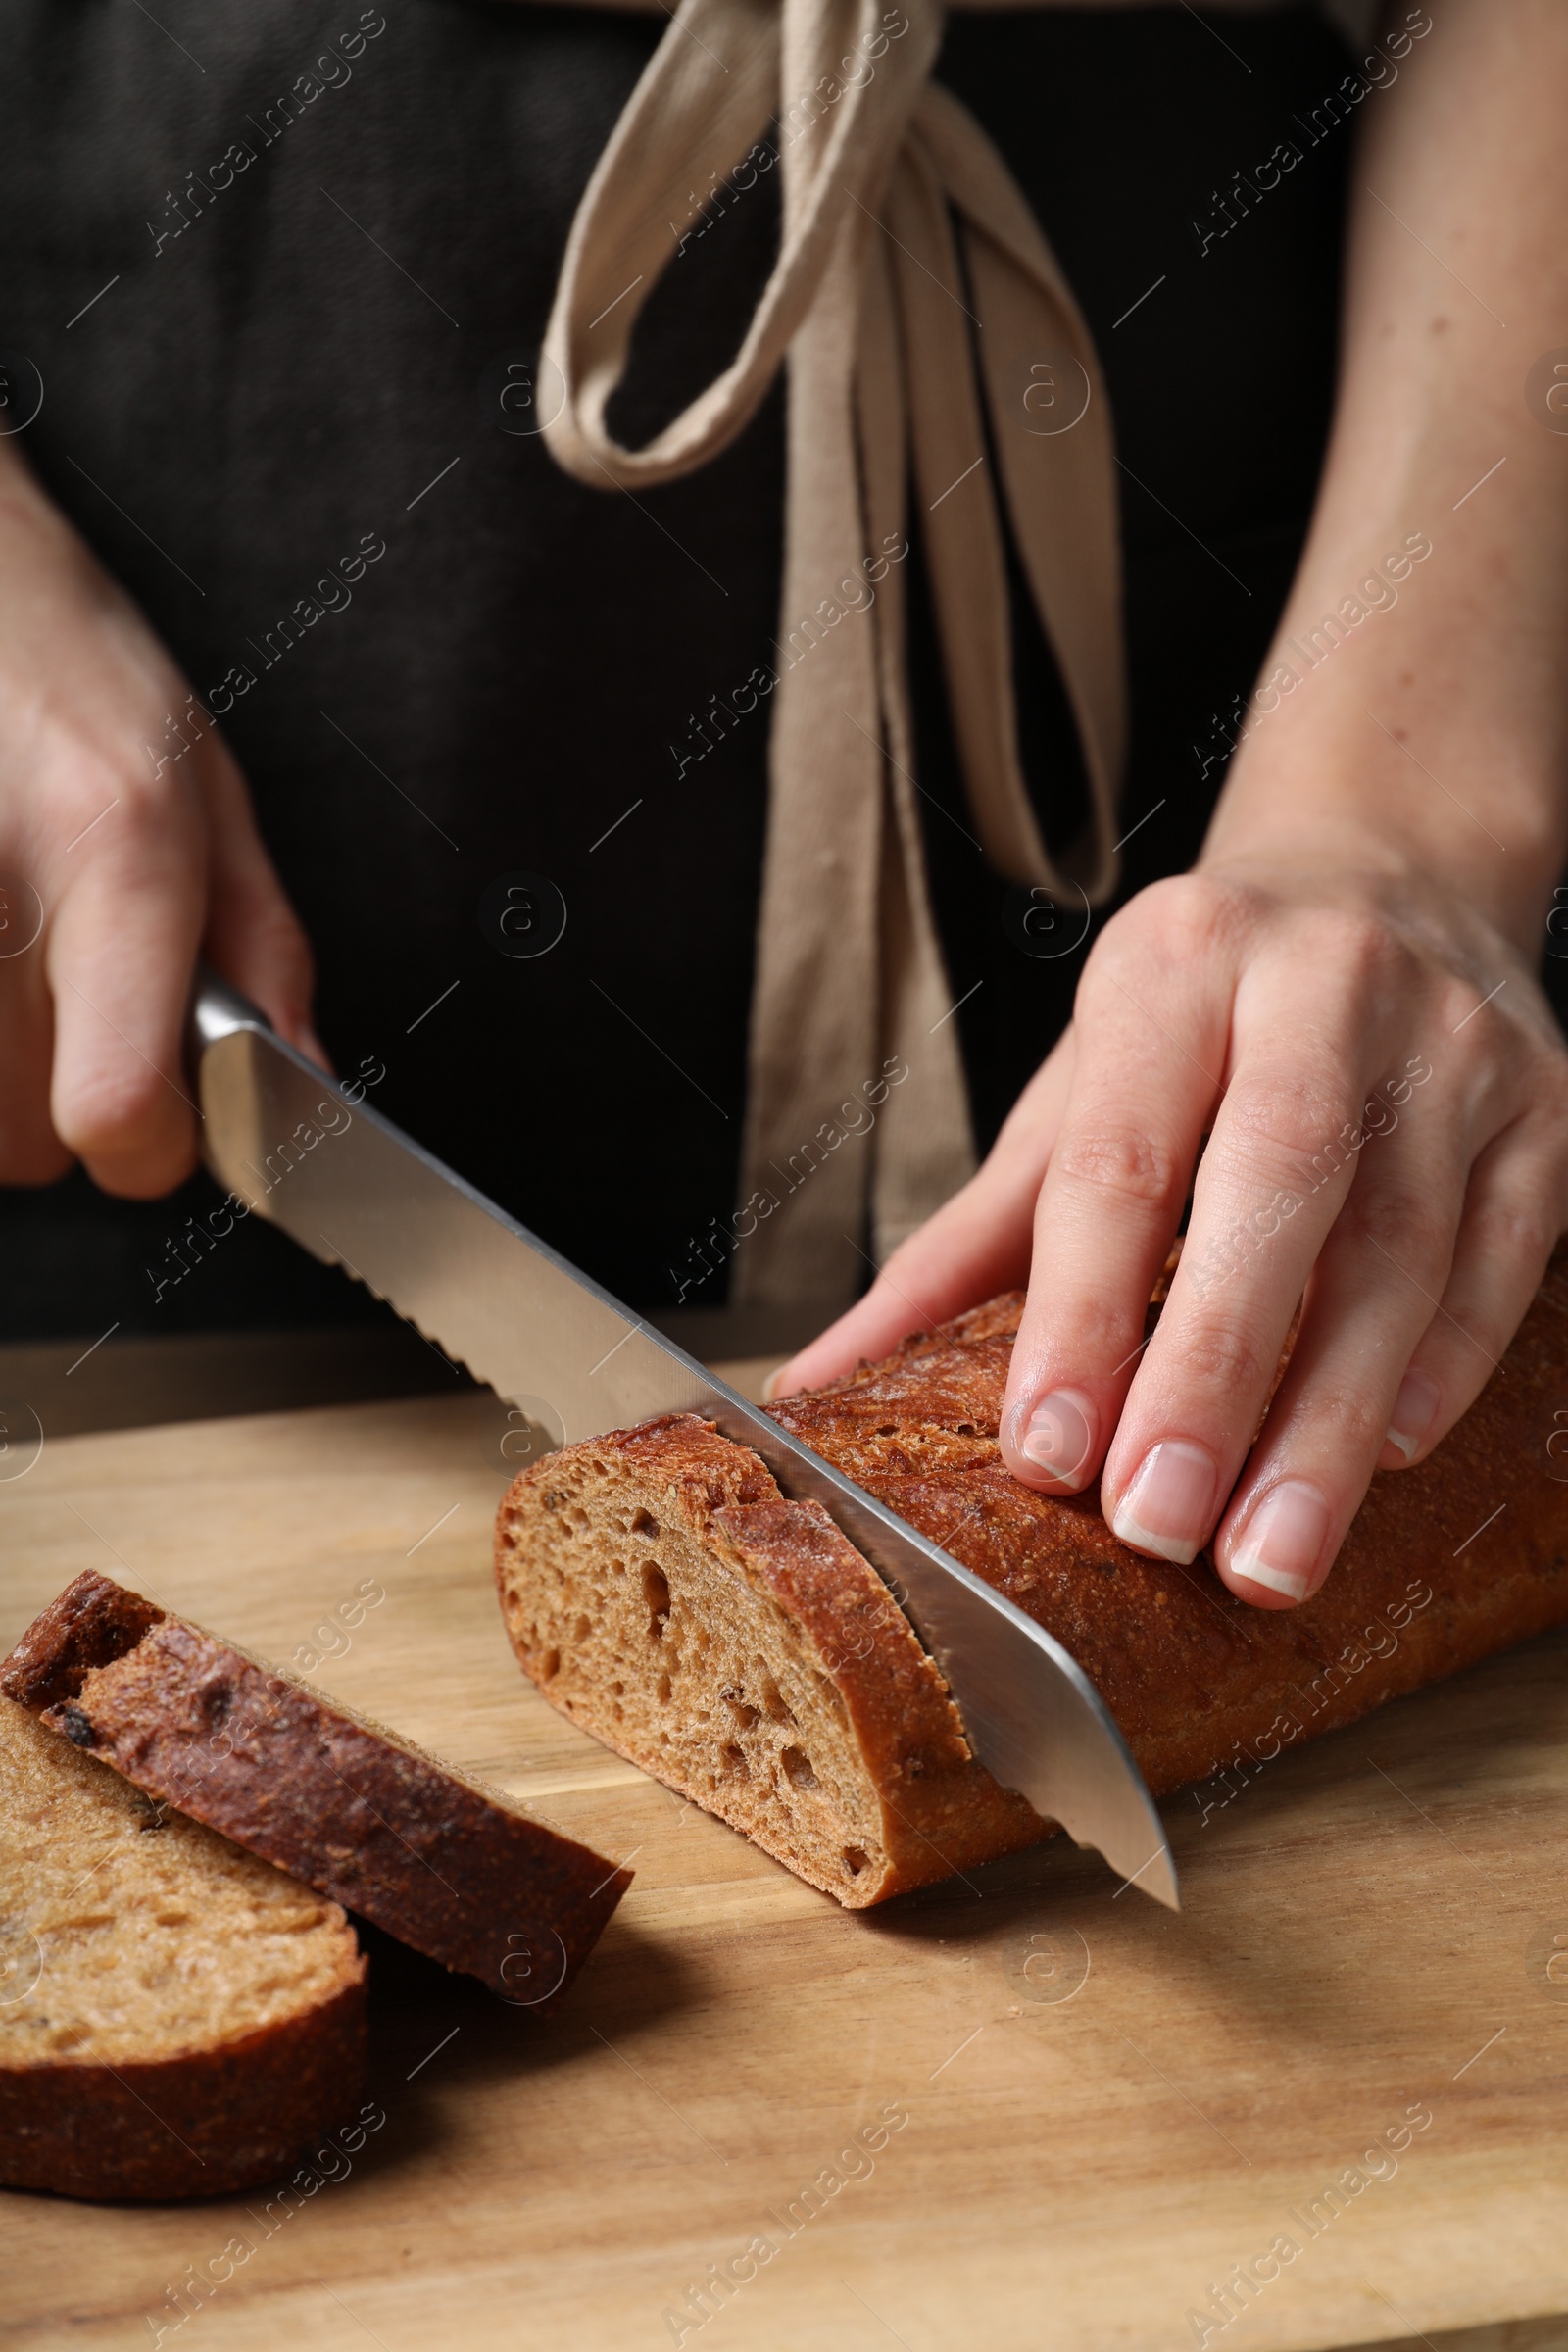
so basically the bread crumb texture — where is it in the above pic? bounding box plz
[0,1695,362,2070]
[493,1418,1039,1907]
[0,1695,367,2199]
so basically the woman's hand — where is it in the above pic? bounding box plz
[0,443,322,1199]
[777,853,1568,1608]
[778,0,1568,1607]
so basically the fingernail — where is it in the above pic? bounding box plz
[1230,1480,1332,1601]
[1384,1368,1441,1463]
[1018,1389,1097,1487]
[1110,1440,1218,1565]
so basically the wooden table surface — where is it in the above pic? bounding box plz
[3,1387,1567,2352]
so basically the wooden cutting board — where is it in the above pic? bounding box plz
[2,1390,1566,2352]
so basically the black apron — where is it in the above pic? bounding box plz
[0,0,1358,1338]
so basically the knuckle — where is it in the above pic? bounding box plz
[46,749,199,868]
[1342,1178,1453,1270]
[1060,1289,1151,1370]
[1096,871,1252,975]
[1306,1377,1391,1458]
[56,1058,173,1151]
[108,769,170,829]
[1219,1082,1361,1188]
[1172,1312,1273,1402]
[1293,905,1405,998]
[1462,1189,1559,1280]
[1052,1120,1184,1215]
[111,771,200,855]
[46,759,126,845]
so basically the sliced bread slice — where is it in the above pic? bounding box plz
[492,1413,1040,1905]
[1,1572,630,2007]
[0,1695,365,2201]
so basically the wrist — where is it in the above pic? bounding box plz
[1203,625,1566,956]
[1201,791,1554,965]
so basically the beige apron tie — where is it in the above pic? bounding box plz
[541,0,1126,1315]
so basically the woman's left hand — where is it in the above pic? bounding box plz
[774,849,1568,1610]
[776,0,1568,1608]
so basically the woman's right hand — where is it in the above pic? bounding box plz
[0,443,323,1199]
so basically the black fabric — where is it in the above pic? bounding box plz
[0,0,1368,1337]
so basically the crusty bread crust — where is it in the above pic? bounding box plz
[711,1498,1040,1879]
[0,1981,367,2203]
[497,1250,1568,1904]
[2,1573,630,2007]
[767,1250,1568,1800]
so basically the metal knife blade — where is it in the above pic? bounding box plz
[192,973,1177,1907]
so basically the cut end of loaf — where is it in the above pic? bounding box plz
[493,1416,1041,1907]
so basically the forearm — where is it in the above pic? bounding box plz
[1207,0,1568,948]
[0,424,321,1195]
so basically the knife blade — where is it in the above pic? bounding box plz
[191,971,1177,1907]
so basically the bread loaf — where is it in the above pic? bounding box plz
[2,1572,630,2006]
[494,1252,1568,1906]
[0,1695,365,2200]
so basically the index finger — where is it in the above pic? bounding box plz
[998,889,1233,1492]
[46,809,204,1196]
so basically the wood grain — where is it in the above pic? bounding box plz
[2,1389,1565,2352]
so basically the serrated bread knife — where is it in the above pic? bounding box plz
[191,970,1178,1908]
